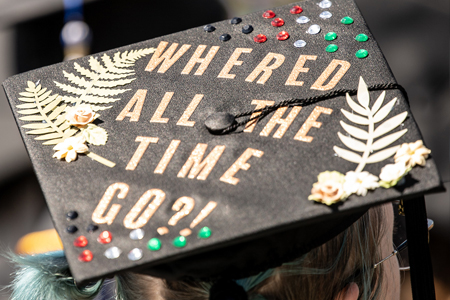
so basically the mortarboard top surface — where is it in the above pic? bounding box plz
[2,0,442,285]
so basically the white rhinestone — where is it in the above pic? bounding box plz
[318,0,332,8]
[104,246,122,259]
[129,229,145,240]
[307,25,321,34]
[320,11,332,19]
[296,16,310,24]
[128,248,143,261]
[294,40,307,48]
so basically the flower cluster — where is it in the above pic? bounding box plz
[53,105,108,163]
[309,140,430,205]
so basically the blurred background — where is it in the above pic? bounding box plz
[0,0,448,299]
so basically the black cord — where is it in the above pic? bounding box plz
[221,83,407,134]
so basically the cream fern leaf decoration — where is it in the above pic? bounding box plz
[17,81,78,145]
[54,48,155,110]
[333,77,408,172]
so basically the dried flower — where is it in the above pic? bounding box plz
[309,171,347,205]
[379,163,410,188]
[344,171,379,196]
[394,140,431,168]
[65,105,97,127]
[53,136,89,162]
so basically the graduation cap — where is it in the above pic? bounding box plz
[3,0,442,298]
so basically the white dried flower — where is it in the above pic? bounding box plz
[53,136,89,162]
[394,140,431,168]
[344,171,379,196]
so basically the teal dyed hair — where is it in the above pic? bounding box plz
[7,251,103,300]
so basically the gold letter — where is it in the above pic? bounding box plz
[218,48,253,79]
[177,94,204,127]
[123,189,166,229]
[220,148,264,185]
[126,136,159,170]
[150,92,173,123]
[285,55,317,86]
[294,106,333,142]
[177,144,226,180]
[92,183,129,225]
[260,106,302,138]
[311,59,351,91]
[243,100,275,133]
[154,140,181,174]
[116,89,147,122]
[245,53,285,84]
[145,41,191,73]
[181,45,220,75]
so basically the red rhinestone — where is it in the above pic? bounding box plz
[277,31,290,41]
[97,231,112,244]
[271,18,285,27]
[262,10,276,19]
[78,250,93,262]
[290,5,303,14]
[73,236,88,247]
[254,34,267,43]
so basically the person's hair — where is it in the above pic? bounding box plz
[115,205,386,300]
[7,206,386,300]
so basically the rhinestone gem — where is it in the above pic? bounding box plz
[290,5,303,14]
[230,17,242,25]
[148,238,162,251]
[66,225,78,234]
[78,250,93,262]
[355,49,369,58]
[318,0,332,8]
[97,231,112,244]
[253,34,267,43]
[66,211,78,220]
[296,16,310,24]
[262,10,276,19]
[204,25,215,32]
[341,16,354,24]
[324,32,337,41]
[277,31,290,41]
[86,224,99,233]
[74,236,88,247]
[271,18,285,27]
[129,229,145,240]
[198,227,212,239]
[355,34,369,42]
[242,25,253,34]
[320,11,332,19]
[104,246,122,259]
[307,25,321,35]
[294,40,307,48]
[219,34,231,42]
[326,44,339,53]
[128,248,143,261]
[173,236,187,248]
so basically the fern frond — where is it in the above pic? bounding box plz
[337,77,408,172]
[55,47,154,110]
[16,81,79,144]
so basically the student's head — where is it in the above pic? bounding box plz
[112,203,400,300]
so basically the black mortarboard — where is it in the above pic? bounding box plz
[2,0,442,295]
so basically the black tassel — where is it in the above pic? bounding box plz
[209,279,248,300]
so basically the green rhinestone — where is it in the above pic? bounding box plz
[355,49,369,59]
[324,32,337,41]
[198,227,212,239]
[147,238,162,251]
[173,236,187,248]
[355,34,368,42]
[326,44,338,53]
[341,16,354,25]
